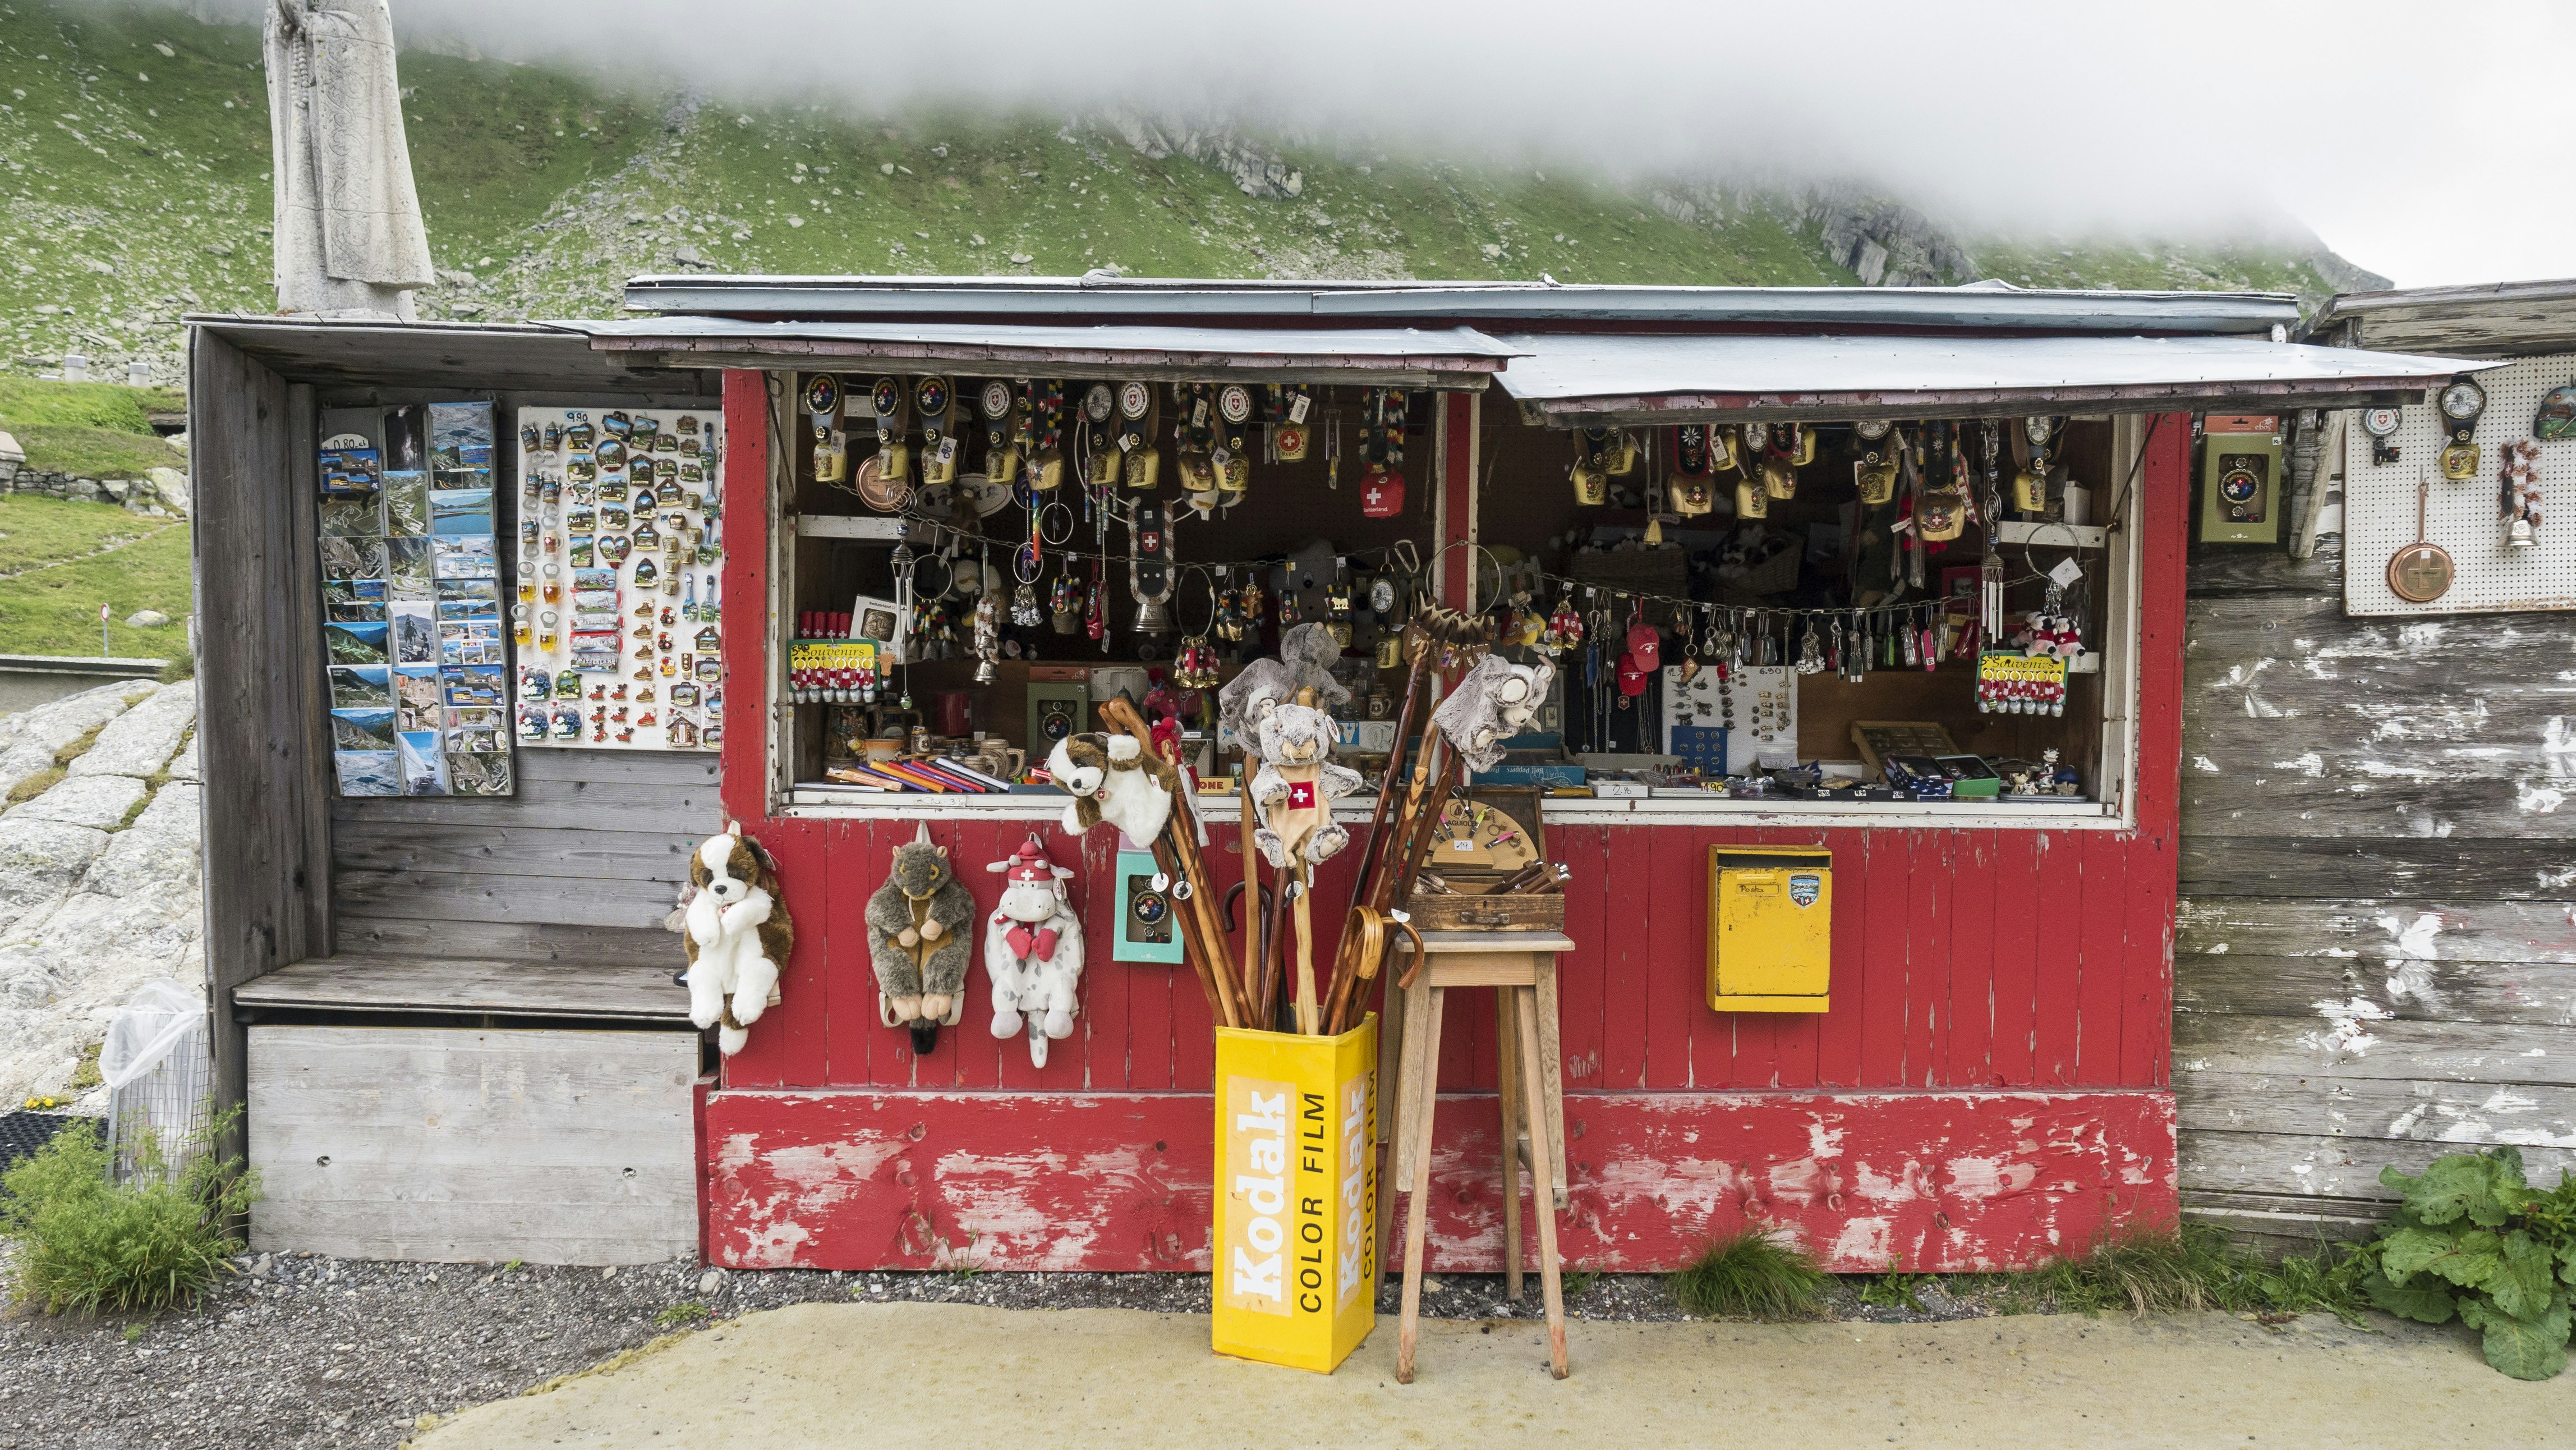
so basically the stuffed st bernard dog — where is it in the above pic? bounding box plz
[683,823,794,1056]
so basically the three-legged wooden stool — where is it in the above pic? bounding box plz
[1388,929,1574,1382]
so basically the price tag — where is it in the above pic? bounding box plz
[1191,398,1208,427]
[1211,448,1230,469]
[1289,394,1310,424]
[1119,433,1137,453]
[2048,557,2084,588]
[936,436,957,465]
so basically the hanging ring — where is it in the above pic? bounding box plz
[1014,542,1042,584]
[910,549,955,603]
[1037,498,1077,547]
[1181,565,1221,637]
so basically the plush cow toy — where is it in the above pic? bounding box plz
[983,837,1084,1066]
[683,823,794,1056]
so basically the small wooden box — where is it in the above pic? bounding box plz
[1400,788,1566,933]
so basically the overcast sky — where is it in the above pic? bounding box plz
[248,0,2576,288]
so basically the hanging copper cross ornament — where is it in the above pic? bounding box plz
[2386,474,2455,604]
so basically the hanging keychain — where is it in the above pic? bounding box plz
[1979,419,2006,646]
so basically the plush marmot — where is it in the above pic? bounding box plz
[683,823,794,1057]
[864,825,977,1053]
[1218,622,1350,733]
[1248,694,1361,869]
[1046,730,1183,845]
[1432,654,1556,773]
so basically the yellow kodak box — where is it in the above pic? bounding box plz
[1210,1016,1377,1373]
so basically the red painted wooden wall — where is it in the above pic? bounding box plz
[710,369,2190,1273]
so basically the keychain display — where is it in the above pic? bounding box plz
[513,406,723,750]
[1358,388,1408,517]
[323,400,515,797]
[2501,437,2543,548]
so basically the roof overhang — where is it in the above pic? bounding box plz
[619,273,2303,336]
[2306,277,2576,357]
[1493,332,2497,425]
[183,315,700,392]
[547,317,1519,388]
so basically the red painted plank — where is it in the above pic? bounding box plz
[1551,825,1609,1093]
[1695,825,1746,1090]
[1598,826,1651,1089]
[763,819,831,1088]
[1644,824,1700,1088]
[703,1086,2176,1274]
[1986,828,2041,1086]
[2118,412,2191,1089]
[1119,820,1177,1093]
[1856,832,1911,1088]
[1811,828,1869,1088]
[2073,830,2131,1088]
[717,368,769,830]
[2028,829,2082,1086]
[1064,824,1123,1093]
[819,820,870,1087]
[1905,833,1946,1088]
[1947,830,1998,1088]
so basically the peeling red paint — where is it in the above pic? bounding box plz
[704,1088,2174,1274]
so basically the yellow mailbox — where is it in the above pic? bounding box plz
[1708,847,1832,1012]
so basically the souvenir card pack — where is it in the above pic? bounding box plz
[321,401,516,797]
[509,407,725,750]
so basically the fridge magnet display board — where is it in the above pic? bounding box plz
[321,400,515,797]
[510,407,726,750]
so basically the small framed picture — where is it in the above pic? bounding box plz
[852,594,905,657]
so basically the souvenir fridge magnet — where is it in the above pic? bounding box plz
[2437,374,2486,481]
[2536,383,2576,443]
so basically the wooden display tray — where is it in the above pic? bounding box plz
[1401,787,1567,933]
[1848,719,1959,778]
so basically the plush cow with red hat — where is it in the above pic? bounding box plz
[983,836,1084,1066]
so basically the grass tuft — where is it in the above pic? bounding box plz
[1668,1229,1828,1320]
[654,1299,710,1328]
[1997,1222,2370,1322]
[0,1105,259,1315]
[50,722,106,769]
[6,767,64,806]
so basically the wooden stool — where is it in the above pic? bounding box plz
[1388,929,1573,1382]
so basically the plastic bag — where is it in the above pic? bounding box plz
[97,980,203,1091]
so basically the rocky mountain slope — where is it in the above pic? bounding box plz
[3,0,2385,383]
[0,676,199,1108]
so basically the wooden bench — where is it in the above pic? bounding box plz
[232,953,693,1025]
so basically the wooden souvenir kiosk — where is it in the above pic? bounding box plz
[188,285,2481,1271]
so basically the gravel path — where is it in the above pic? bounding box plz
[0,1252,2002,1449]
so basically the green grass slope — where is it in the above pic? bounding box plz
[1,0,2365,383]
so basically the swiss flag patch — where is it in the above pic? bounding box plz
[1287,781,1317,810]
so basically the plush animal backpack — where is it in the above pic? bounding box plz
[1046,730,1182,845]
[983,837,1084,1066]
[1247,693,1362,869]
[863,824,977,1053]
[682,823,794,1057]
[1432,654,1557,772]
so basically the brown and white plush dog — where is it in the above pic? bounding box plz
[683,822,794,1056]
[1046,731,1184,845]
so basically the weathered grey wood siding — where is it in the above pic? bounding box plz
[329,747,719,967]
[247,1026,700,1263]
[2177,534,2576,1251]
[193,332,333,1161]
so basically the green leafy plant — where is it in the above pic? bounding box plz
[0,1107,258,1315]
[654,1300,710,1328]
[1860,1268,1936,1313]
[2360,1148,2576,1380]
[1668,1229,1827,1320]
[1559,1270,1601,1299]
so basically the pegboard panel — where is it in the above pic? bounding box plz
[2343,352,2576,616]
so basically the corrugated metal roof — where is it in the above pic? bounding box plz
[546,316,1520,386]
[618,273,2303,334]
[1492,332,2495,423]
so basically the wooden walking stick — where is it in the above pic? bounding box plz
[1291,862,1321,1035]
[1101,698,1244,1030]
[1237,748,1264,1010]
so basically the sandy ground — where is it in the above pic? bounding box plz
[414,1301,2574,1450]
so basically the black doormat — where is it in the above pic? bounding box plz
[0,1111,94,1171]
